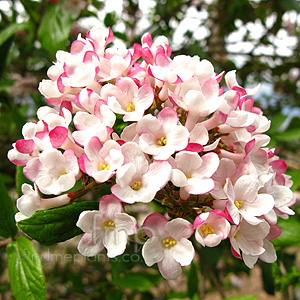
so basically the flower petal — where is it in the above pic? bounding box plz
[77,232,104,257]
[104,229,128,258]
[172,238,195,266]
[158,252,182,280]
[142,237,164,266]
[99,195,123,220]
[114,213,137,235]
[165,218,193,240]
[143,213,168,238]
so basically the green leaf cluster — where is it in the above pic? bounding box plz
[17,201,99,244]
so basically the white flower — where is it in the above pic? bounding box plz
[142,213,194,280]
[24,148,81,195]
[111,142,171,203]
[136,107,189,160]
[194,210,230,247]
[76,195,137,258]
[225,174,274,225]
[170,151,219,200]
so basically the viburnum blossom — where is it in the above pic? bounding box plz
[76,195,137,258]
[79,138,124,183]
[111,142,172,203]
[142,213,195,280]
[23,148,81,195]
[15,183,71,222]
[194,210,230,247]
[224,174,274,225]
[136,107,189,160]
[8,25,295,281]
[170,151,219,200]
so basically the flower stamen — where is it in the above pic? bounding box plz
[156,136,167,146]
[104,219,115,228]
[127,103,135,112]
[234,229,241,239]
[99,163,110,171]
[200,223,214,235]
[131,181,142,191]
[235,200,243,209]
[162,237,177,248]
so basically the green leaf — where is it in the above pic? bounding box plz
[0,178,18,238]
[224,295,257,300]
[37,3,72,57]
[112,272,155,291]
[274,116,300,141]
[0,22,29,47]
[187,262,199,299]
[17,201,99,244]
[267,114,287,134]
[104,12,116,28]
[278,0,300,12]
[272,217,300,247]
[0,173,14,184]
[273,129,300,142]
[260,262,275,295]
[0,79,16,92]
[7,237,46,300]
[110,257,161,291]
[16,166,33,198]
[107,290,123,300]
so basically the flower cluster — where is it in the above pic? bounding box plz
[8,26,295,280]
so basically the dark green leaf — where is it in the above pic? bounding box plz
[104,12,116,28]
[278,0,300,12]
[92,0,105,10]
[112,272,155,291]
[7,237,46,300]
[0,23,29,47]
[0,173,14,184]
[224,295,257,300]
[110,257,161,291]
[187,262,199,299]
[17,201,99,244]
[272,217,300,247]
[0,178,18,238]
[260,262,275,295]
[0,79,16,92]
[37,3,72,57]
[107,290,123,300]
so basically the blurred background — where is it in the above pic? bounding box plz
[0,0,300,299]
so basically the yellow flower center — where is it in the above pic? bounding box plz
[99,163,110,171]
[186,173,192,179]
[234,200,243,209]
[131,181,142,191]
[103,220,115,228]
[127,103,135,112]
[234,229,241,239]
[59,171,67,177]
[156,136,167,146]
[200,224,215,235]
[162,237,177,248]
